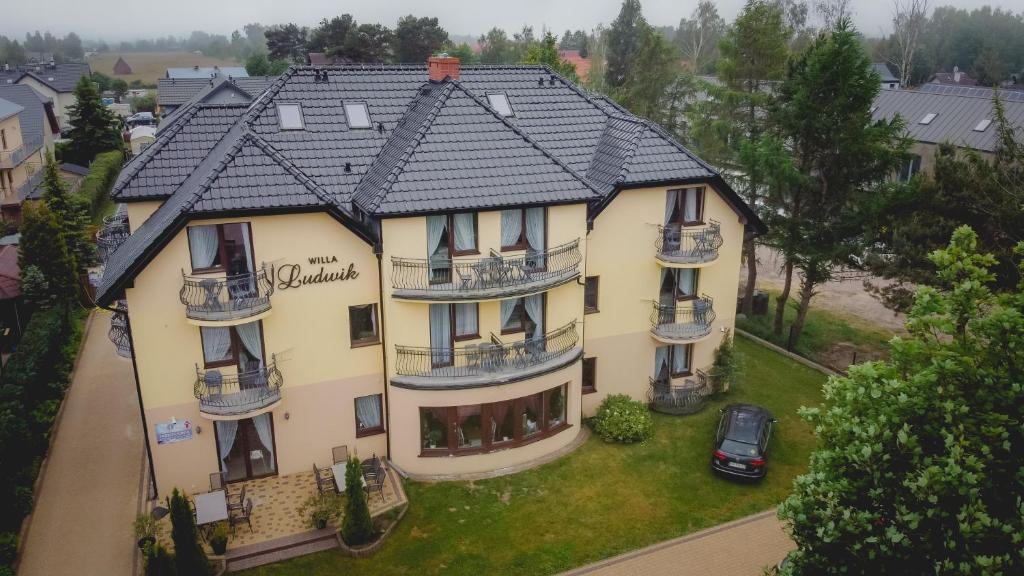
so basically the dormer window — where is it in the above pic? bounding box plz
[344,102,371,129]
[277,103,304,130]
[487,93,514,117]
[919,113,937,125]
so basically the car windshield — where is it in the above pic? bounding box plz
[725,410,762,444]
[720,438,760,457]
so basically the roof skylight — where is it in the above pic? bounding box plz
[487,93,514,117]
[919,112,937,125]
[973,118,991,132]
[277,104,304,130]
[344,102,371,129]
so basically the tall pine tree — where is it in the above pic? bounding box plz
[605,0,647,89]
[64,76,122,166]
[40,152,93,270]
[18,202,78,315]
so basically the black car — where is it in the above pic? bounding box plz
[710,403,776,479]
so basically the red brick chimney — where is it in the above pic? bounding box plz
[427,55,460,82]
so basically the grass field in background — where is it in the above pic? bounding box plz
[241,338,825,576]
[87,52,241,85]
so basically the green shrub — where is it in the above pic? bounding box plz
[167,489,211,576]
[77,150,123,221]
[591,394,654,443]
[208,521,229,555]
[144,542,177,576]
[300,491,342,529]
[0,532,17,567]
[341,458,375,545]
[708,330,743,393]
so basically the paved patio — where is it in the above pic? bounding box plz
[155,464,406,551]
[561,509,793,576]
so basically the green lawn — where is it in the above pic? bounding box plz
[241,338,825,576]
[738,290,895,370]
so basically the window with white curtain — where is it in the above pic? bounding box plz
[354,394,384,435]
[453,303,479,340]
[666,188,704,225]
[451,213,477,254]
[187,223,254,274]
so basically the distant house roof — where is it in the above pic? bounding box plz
[872,88,1024,153]
[113,56,133,75]
[873,63,898,84]
[917,83,1024,102]
[559,50,591,80]
[98,64,763,306]
[0,84,57,145]
[0,62,91,93]
[0,245,20,300]
[932,68,977,86]
[166,66,249,79]
[156,75,277,126]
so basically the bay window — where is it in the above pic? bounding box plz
[419,383,570,455]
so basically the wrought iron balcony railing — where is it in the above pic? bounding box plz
[393,321,580,387]
[0,134,43,169]
[648,370,709,415]
[391,239,582,301]
[194,356,283,416]
[650,295,716,341]
[108,300,132,358]
[179,265,274,323]
[96,210,130,264]
[655,221,723,265]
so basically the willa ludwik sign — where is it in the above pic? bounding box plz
[276,255,359,290]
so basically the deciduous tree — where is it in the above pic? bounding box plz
[265,23,308,63]
[675,0,726,73]
[779,227,1024,575]
[521,32,579,83]
[393,15,448,64]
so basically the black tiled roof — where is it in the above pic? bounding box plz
[98,64,761,306]
[112,103,249,201]
[0,85,48,146]
[158,76,277,107]
[0,63,91,93]
[352,81,599,215]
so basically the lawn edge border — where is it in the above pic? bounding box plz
[735,328,842,377]
[13,309,95,572]
[336,503,409,558]
[560,508,784,576]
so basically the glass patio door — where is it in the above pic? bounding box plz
[215,414,277,482]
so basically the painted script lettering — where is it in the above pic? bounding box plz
[277,261,358,289]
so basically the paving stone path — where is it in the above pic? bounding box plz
[17,312,145,576]
[562,509,793,576]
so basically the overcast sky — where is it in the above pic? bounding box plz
[6,0,1018,42]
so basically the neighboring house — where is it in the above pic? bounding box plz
[113,57,134,75]
[60,162,90,193]
[156,76,277,119]
[0,62,91,129]
[558,49,591,81]
[127,125,156,156]
[871,87,1024,181]
[96,57,763,506]
[165,66,249,79]
[931,66,977,86]
[0,84,61,222]
[873,63,900,90]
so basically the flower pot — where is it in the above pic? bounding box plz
[316,518,328,530]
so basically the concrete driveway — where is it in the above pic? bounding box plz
[17,311,145,576]
[562,509,793,576]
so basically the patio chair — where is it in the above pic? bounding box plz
[364,473,386,503]
[199,278,223,312]
[332,445,349,465]
[361,455,381,480]
[227,484,246,512]
[204,369,223,398]
[313,463,334,496]
[209,472,225,492]
[230,498,254,534]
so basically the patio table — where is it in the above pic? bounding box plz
[194,489,229,538]
[331,463,367,493]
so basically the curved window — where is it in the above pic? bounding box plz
[419,383,570,456]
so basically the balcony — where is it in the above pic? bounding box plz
[655,221,723,266]
[0,135,43,169]
[96,209,130,264]
[179,265,275,324]
[392,321,581,389]
[650,295,716,343]
[10,169,43,203]
[648,370,710,415]
[195,356,283,417]
[391,239,582,301]
[108,300,132,358]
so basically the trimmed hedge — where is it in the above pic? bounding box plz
[77,150,124,222]
[0,307,87,573]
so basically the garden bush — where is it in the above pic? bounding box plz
[341,458,375,545]
[77,150,123,221]
[708,330,743,393]
[591,394,654,443]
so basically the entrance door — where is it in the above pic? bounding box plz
[215,414,277,482]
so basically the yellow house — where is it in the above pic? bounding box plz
[96,59,763,497]
[0,84,59,222]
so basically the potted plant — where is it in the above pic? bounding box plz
[133,513,157,550]
[208,521,229,555]
[300,492,341,530]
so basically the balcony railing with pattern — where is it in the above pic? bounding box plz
[194,356,283,416]
[179,265,275,323]
[650,295,716,342]
[655,221,723,265]
[647,370,710,415]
